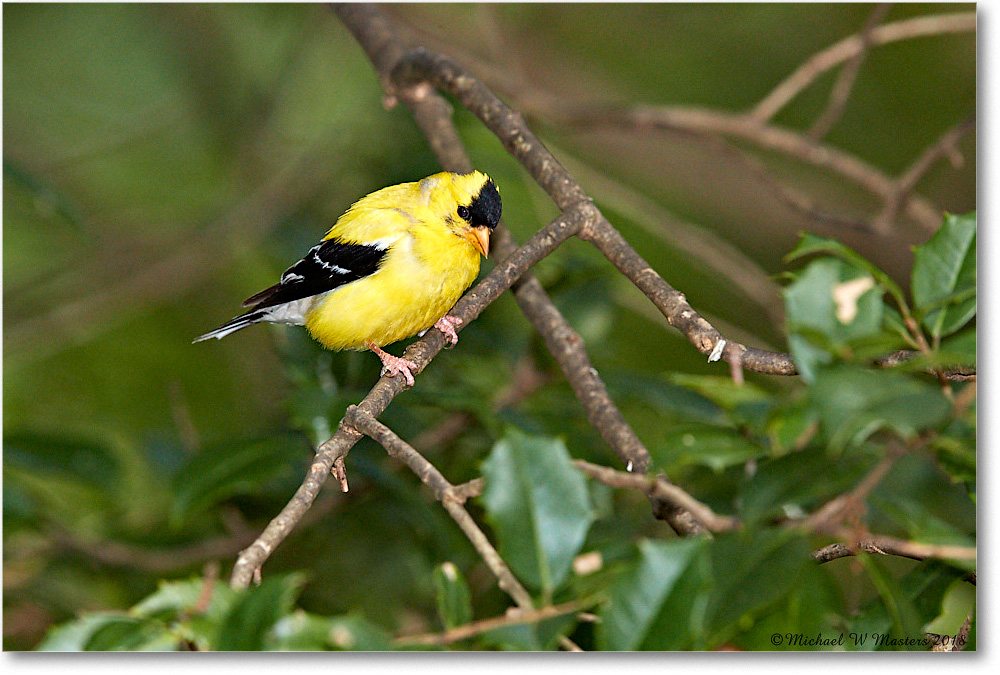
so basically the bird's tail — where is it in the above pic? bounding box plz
[192,310,265,343]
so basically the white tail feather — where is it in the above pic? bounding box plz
[192,312,262,343]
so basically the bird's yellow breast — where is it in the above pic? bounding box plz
[303,208,481,351]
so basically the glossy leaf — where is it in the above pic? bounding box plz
[856,556,924,646]
[652,423,768,473]
[705,530,812,643]
[912,212,976,338]
[598,538,709,650]
[213,573,306,651]
[786,233,907,312]
[36,614,137,652]
[270,613,393,651]
[784,258,884,381]
[740,446,878,524]
[809,366,950,451]
[433,562,473,630]
[479,429,595,594]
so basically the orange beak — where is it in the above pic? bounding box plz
[465,225,491,258]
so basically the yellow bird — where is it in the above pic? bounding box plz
[195,171,501,386]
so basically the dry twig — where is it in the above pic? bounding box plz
[395,598,595,647]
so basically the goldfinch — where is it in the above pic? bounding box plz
[195,171,501,386]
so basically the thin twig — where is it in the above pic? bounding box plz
[52,518,257,575]
[573,459,736,533]
[395,598,596,647]
[794,443,903,533]
[808,4,892,141]
[751,12,976,122]
[811,536,976,564]
[551,144,786,328]
[875,115,976,231]
[342,404,528,608]
[555,103,942,231]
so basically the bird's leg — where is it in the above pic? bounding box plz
[433,315,463,347]
[367,341,417,387]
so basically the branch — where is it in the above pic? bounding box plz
[552,103,942,232]
[574,460,735,533]
[809,4,892,138]
[751,12,976,122]
[395,598,595,647]
[794,443,902,533]
[811,536,976,565]
[874,115,976,231]
[343,409,532,607]
[52,511,258,574]
[577,458,977,572]
[807,4,892,141]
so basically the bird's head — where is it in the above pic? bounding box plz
[425,171,502,258]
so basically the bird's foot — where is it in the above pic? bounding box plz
[368,342,417,387]
[434,315,463,347]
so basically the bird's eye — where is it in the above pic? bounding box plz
[457,206,470,220]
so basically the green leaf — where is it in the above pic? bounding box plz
[740,446,878,524]
[609,372,728,425]
[938,328,976,368]
[784,258,885,381]
[809,366,950,451]
[912,212,976,338]
[764,398,819,455]
[36,613,132,651]
[848,560,962,650]
[36,612,180,652]
[433,562,473,630]
[598,538,709,650]
[270,612,393,651]
[705,530,812,643]
[924,580,975,639]
[868,455,976,572]
[478,612,578,651]
[667,374,770,411]
[857,556,924,644]
[652,423,767,473]
[479,428,595,594]
[83,616,177,651]
[732,562,844,650]
[786,233,907,312]
[212,573,306,651]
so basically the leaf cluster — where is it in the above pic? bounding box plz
[25,215,976,651]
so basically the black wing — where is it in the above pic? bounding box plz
[242,238,389,311]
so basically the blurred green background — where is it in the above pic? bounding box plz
[3,3,975,650]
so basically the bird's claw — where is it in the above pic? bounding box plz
[434,315,463,348]
[368,341,418,387]
[379,355,418,387]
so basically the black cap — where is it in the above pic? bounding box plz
[468,179,502,231]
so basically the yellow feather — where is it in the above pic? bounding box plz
[304,172,492,350]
